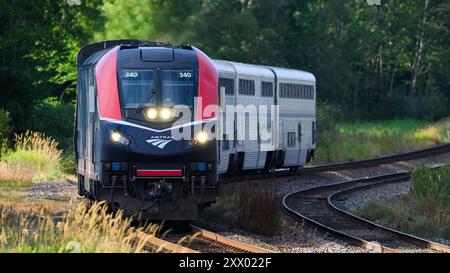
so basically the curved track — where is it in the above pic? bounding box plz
[282,172,450,253]
[222,143,450,183]
[302,143,450,174]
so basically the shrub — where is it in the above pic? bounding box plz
[233,185,280,237]
[316,102,343,135]
[315,102,344,162]
[415,90,449,121]
[0,131,63,182]
[25,98,75,151]
[0,108,11,148]
[0,201,158,252]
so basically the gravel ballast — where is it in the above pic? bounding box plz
[212,152,450,253]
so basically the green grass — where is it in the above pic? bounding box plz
[411,165,450,208]
[357,198,450,240]
[357,166,450,240]
[2,150,63,182]
[315,118,450,163]
[199,196,238,224]
[0,180,34,187]
[0,131,64,184]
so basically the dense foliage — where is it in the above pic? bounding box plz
[0,0,103,149]
[0,0,449,149]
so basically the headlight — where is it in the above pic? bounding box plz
[195,131,208,144]
[111,131,130,145]
[145,108,157,120]
[160,108,172,120]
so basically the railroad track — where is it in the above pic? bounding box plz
[222,143,450,183]
[136,226,274,253]
[282,171,450,253]
[136,144,450,253]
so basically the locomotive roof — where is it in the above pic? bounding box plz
[77,40,194,69]
[77,40,316,83]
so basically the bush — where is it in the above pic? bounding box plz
[370,91,449,121]
[316,102,343,135]
[315,102,345,162]
[0,108,11,146]
[0,131,63,182]
[26,98,75,151]
[233,185,280,237]
[415,90,449,121]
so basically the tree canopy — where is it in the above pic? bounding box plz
[0,0,449,148]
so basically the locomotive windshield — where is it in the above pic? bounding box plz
[160,70,195,107]
[120,70,156,109]
[119,70,195,109]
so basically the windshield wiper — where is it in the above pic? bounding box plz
[136,89,155,114]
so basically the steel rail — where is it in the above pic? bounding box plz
[328,180,450,253]
[282,171,450,253]
[221,143,450,183]
[302,143,450,174]
[136,231,199,253]
[189,225,275,253]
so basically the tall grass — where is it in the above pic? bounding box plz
[0,201,159,253]
[315,118,450,163]
[411,166,450,210]
[200,185,281,237]
[357,166,450,240]
[233,186,280,237]
[0,131,63,183]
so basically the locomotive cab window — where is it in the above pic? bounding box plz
[160,70,195,107]
[119,70,196,109]
[119,70,156,109]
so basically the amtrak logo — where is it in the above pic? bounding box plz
[146,136,174,149]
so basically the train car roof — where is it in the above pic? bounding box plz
[213,59,315,82]
[219,60,274,78]
[212,60,235,74]
[269,66,316,83]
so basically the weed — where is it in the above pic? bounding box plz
[0,201,159,253]
[0,131,63,183]
[315,118,450,163]
[233,185,280,237]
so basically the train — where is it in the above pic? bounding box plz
[75,40,316,221]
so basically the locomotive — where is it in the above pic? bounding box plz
[75,40,316,221]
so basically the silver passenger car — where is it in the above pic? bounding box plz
[213,60,316,174]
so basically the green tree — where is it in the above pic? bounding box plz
[0,0,103,130]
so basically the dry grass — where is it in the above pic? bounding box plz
[233,185,281,237]
[0,131,63,183]
[279,219,317,247]
[199,184,281,237]
[0,201,161,253]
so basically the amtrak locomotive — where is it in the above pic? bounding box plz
[75,40,316,220]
